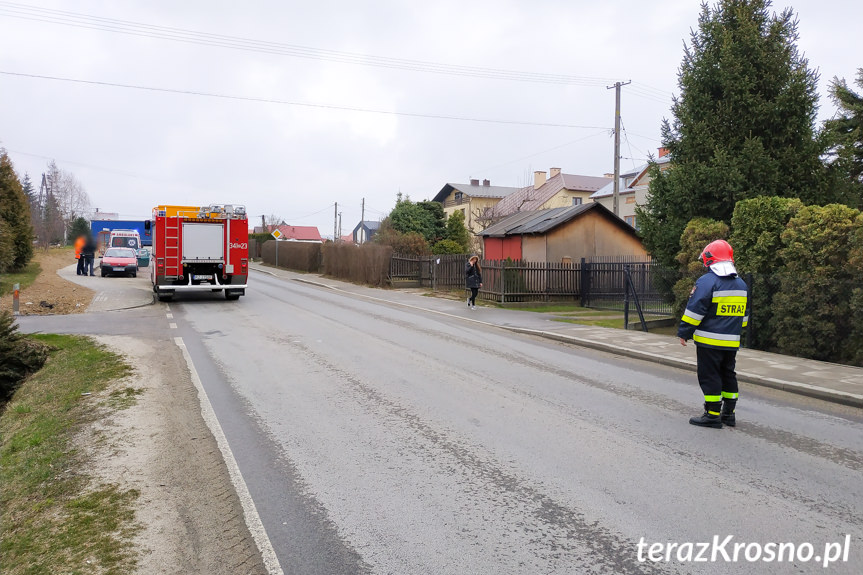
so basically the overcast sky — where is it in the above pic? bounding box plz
[1,0,860,238]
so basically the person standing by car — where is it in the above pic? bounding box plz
[465,255,483,309]
[81,234,98,277]
[74,234,86,275]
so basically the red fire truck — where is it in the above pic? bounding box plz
[146,204,249,302]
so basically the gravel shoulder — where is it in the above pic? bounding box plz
[88,335,269,575]
[7,249,271,574]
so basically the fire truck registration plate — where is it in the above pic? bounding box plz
[193,274,213,280]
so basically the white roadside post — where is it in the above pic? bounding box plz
[12,283,19,316]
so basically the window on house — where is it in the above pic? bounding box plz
[625,215,637,229]
[454,192,463,202]
[572,197,583,206]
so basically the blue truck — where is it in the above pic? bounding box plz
[90,219,152,246]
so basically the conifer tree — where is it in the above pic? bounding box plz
[823,69,863,207]
[0,151,34,272]
[444,210,471,253]
[638,0,826,267]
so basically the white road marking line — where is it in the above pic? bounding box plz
[166,313,173,319]
[174,337,284,575]
[169,323,177,329]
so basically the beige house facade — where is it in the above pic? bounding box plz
[432,179,521,250]
[590,150,671,229]
[482,203,647,263]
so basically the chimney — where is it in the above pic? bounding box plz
[470,178,480,186]
[549,167,561,178]
[658,146,670,158]
[482,179,490,187]
[534,170,547,189]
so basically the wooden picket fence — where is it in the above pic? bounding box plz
[389,254,677,314]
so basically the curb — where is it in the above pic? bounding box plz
[253,268,863,409]
[508,328,863,409]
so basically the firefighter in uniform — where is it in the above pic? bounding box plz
[678,239,748,428]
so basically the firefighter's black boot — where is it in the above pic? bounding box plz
[689,402,723,428]
[721,399,737,427]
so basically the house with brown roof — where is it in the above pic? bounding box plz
[481,202,646,263]
[491,169,609,220]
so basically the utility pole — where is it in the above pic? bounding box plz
[338,211,342,241]
[333,202,338,243]
[607,80,631,217]
[360,198,365,243]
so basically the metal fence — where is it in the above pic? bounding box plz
[581,257,678,316]
[390,254,678,315]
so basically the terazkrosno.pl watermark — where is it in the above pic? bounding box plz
[637,535,852,568]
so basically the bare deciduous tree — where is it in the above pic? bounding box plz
[46,161,91,234]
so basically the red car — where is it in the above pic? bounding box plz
[100,247,139,278]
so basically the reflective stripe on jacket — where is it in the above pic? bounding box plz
[678,270,748,349]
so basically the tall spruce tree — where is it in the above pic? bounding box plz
[0,151,34,272]
[637,0,825,267]
[822,69,863,207]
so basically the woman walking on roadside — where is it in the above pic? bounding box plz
[465,255,483,309]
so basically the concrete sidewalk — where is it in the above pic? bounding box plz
[251,263,863,409]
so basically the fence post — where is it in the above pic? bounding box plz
[625,265,649,332]
[623,271,630,330]
[580,258,589,307]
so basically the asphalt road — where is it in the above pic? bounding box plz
[19,270,863,574]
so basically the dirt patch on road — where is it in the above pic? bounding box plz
[0,249,94,315]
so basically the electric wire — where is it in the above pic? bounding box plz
[283,204,337,222]
[473,130,610,175]
[0,2,621,86]
[0,0,673,104]
[0,71,612,130]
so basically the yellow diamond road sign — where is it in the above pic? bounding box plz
[271,229,283,240]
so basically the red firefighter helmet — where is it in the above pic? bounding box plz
[700,239,734,267]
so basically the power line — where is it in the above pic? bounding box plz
[0,70,606,130]
[283,204,337,222]
[0,70,611,130]
[6,147,216,192]
[473,130,609,175]
[0,2,620,87]
[0,1,673,105]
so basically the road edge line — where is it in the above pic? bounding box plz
[174,336,284,575]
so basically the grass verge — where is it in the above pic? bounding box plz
[0,260,42,297]
[0,334,141,575]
